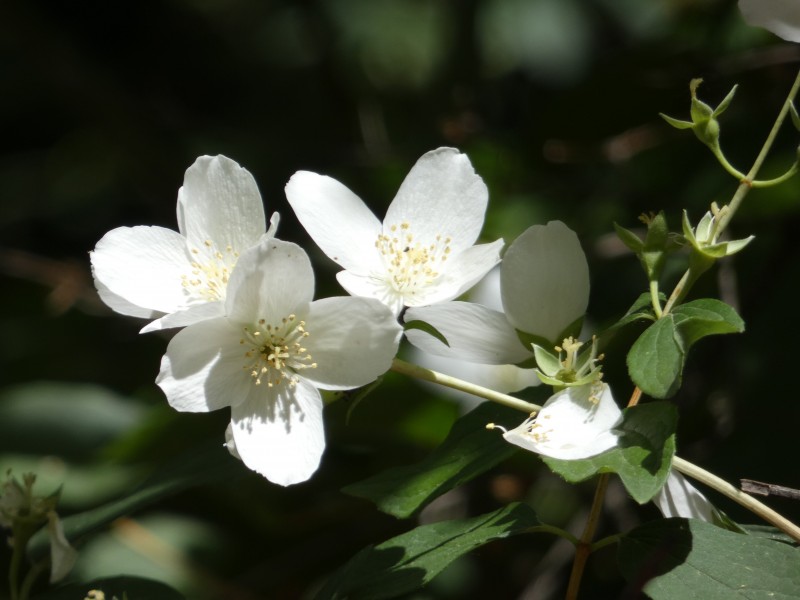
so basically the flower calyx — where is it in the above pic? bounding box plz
[682,205,754,260]
[533,336,604,388]
[614,211,682,282]
[661,78,737,150]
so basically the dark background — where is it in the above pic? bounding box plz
[2,0,799,597]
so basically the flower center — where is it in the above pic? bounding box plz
[240,314,317,388]
[375,222,452,296]
[181,239,240,302]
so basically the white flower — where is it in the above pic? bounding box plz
[91,155,279,332]
[285,147,504,315]
[404,221,590,368]
[740,0,800,42]
[653,470,719,523]
[499,382,622,460]
[156,239,402,486]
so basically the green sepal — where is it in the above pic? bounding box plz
[614,222,645,252]
[640,211,671,281]
[404,319,450,347]
[713,84,738,118]
[542,402,677,504]
[659,113,694,130]
[532,344,562,377]
[314,503,540,600]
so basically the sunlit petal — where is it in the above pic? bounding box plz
[230,379,325,486]
[285,171,383,273]
[301,296,401,390]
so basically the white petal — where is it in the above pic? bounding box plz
[406,239,504,307]
[93,278,159,319]
[225,240,314,325]
[503,382,622,460]
[336,270,404,316]
[140,302,225,333]
[285,171,383,273]
[653,470,718,522]
[156,318,252,412]
[91,226,192,314]
[301,296,401,390]
[47,512,77,583]
[501,221,590,343]
[230,378,325,486]
[739,0,800,42]
[384,148,488,252]
[404,302,532,364]
[180,155,266,251]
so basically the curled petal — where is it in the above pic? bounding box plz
[653,470,718,522]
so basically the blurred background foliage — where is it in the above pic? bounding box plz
[1,0,799,597]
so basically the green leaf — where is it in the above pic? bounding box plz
[627,316,685,399]
[27,441,246,561]
[403,320,449,347]
[34,576,185,600]
[343,402,522,518]
[618,518,800,599]
[603,292,660,334]
[627,300,743,399]
[543,402,676,504]
[672,298,744,347]
[315,503,540,600]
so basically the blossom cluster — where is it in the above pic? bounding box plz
[91,148,715,522]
